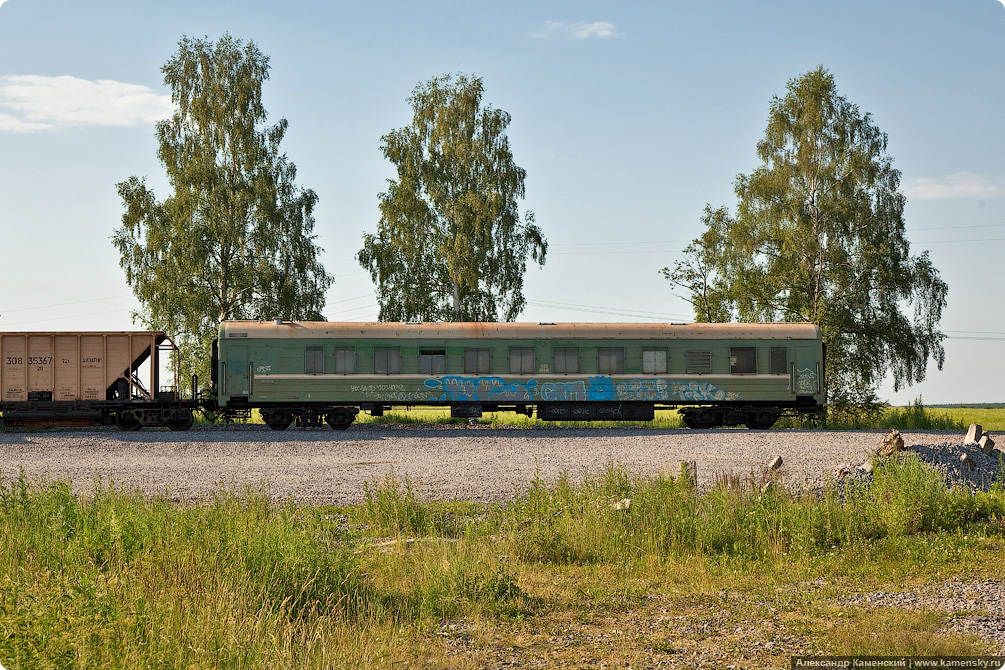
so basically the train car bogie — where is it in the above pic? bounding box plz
[259,406,358,430]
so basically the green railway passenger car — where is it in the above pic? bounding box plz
[212,320,825,430]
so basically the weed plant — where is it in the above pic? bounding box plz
[3,456,1005,667]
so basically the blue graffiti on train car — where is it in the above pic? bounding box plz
[424,376,737,402]
[615,378,669,400]
[425,376,538,402]
[539,380,587,401]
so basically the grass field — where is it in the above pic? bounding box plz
[220,403,1005,432]
[3,455,1005,668]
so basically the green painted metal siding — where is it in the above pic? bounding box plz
[216,324,824,408]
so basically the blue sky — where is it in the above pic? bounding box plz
[0,0,1002,404]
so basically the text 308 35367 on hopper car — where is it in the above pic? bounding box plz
[1,321,824,431]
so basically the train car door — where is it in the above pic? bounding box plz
[794,345,820,395]
[223,345,250,400]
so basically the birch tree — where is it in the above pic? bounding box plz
[358,74,546,322]
[114,34,332,384]
[666,67,948,415]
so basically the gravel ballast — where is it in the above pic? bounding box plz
[1,425,1000,505]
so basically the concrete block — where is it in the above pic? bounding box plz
[979,435,995,456]
[965,423,983,445]
[769,455,783,471]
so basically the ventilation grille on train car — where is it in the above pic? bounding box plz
[685,351,712,374]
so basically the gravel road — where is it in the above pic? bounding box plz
[1,425,993,505]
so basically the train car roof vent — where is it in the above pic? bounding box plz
[273,318,285,325]
[671,322,687,326]
[405,321,423,325]
[538,322,555,326]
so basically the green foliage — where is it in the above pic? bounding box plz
[3,463,1004,665]
[113,34,333,383]
[358,73,546,322]
[360,472,429,535]
[0,475,367,668]
[501,457,1005,567]
[880,397,966,431]
[665,66,948,406]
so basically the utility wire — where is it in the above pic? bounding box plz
[0,295,132,314]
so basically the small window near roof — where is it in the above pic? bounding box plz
[419,350,446,375]
[509,348,535,374]
[554,348,579,374]
[769,347,788,375]
[464,349,491,374]
[642,349,667,374]
[335,348,355,374]
[730,347,757,374]
[374,349,401,374]
[599,348,624,374]
[305,347,324,374]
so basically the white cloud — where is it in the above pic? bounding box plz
[569,21,621,39]
[0,75,174,132]
[532,20,622,39]
[902,172,1005,200]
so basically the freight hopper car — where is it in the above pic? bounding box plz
[213,320,825,430]
[0,331,198,430]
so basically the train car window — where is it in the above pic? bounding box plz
[642,349,667,374]
[769,347,788,375]
[730,347,757,374]
[554,348,579,374]
[305,347,324,374]
[419,350,446,375]
[374,349,401,374]
[509,348,535,374]
[685,351,712,374]
[464,349,491,374]
[335,348,356,374]
[598,348,624,374]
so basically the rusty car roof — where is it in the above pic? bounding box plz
[219,321,821,341]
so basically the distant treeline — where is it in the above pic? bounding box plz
[926,403,1005,409]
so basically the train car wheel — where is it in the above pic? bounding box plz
[692,410,716,429]
[745,411,777,430]
[167,411,194,431]
[263,410,292,430]
[115,411,142,432]
[326,409,355,431]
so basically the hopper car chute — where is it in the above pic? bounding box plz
[0,331,197,430]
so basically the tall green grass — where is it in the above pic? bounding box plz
[3,457,1004,667]
[498,456,1005,566]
